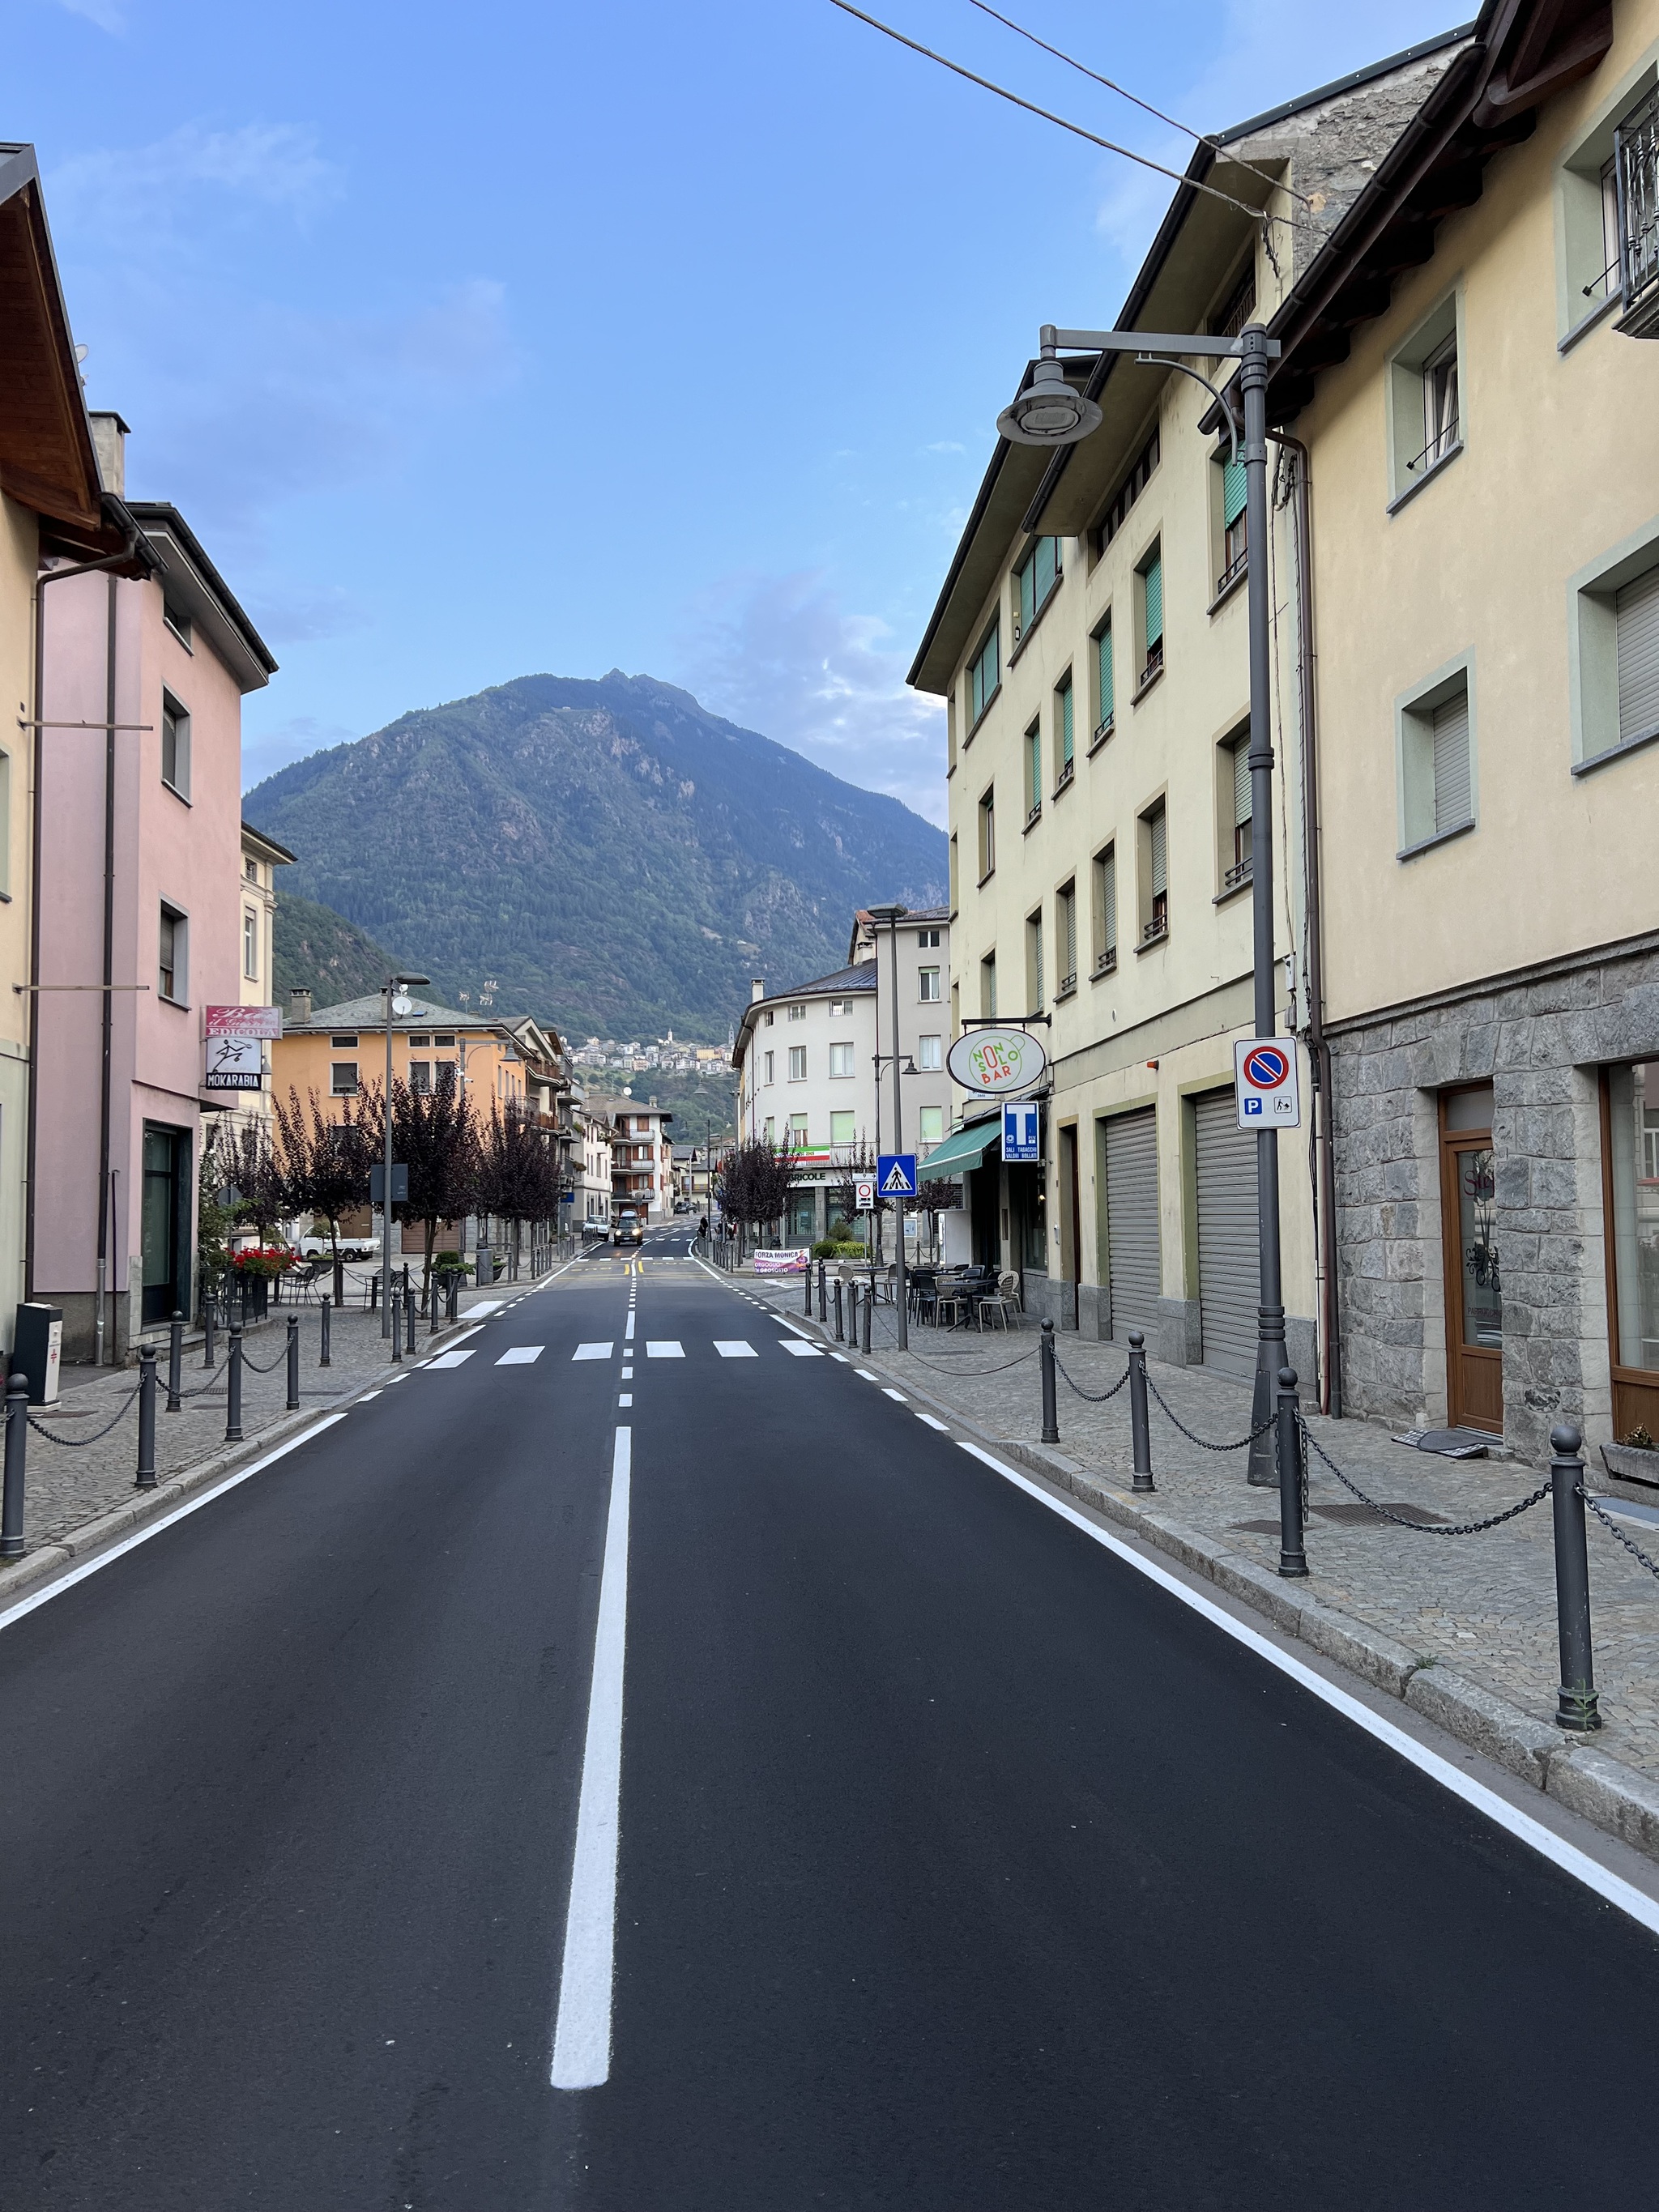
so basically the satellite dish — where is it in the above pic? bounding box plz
[391,993,414,1016]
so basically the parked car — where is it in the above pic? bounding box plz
[300,1234,378,1261]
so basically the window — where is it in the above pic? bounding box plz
[1388,292,1462,500]
[160,694,190,799]
[1606,1061,1659,1435]
[1140,802,1168,944]
[1092,618,1114,744]
[1222,732,1252,889]
[1092,843,1117,974]
[1560,81,1659,330]
[331,1034,358,1048]
[918,1105,944,1144]
[919,965,940,1003]
[917,1034,942,1071]
[978,786,996,880]
[1056,672,1074,786]
[829,999,849,1016]
[830,1109,857,1146]
[1397,664,1475,853]
[433,1034,455,1048]
[1212,262,1256,339]
[1094,427,1159,556]
[981,953,996,1019]
[163,602,192,650]
[788,1046,807,1081]
[764,1115,776,1143]
[829,1042,855,1078]
[242,907,259,981]
[410,1061,432,1094]
[1025,721,1042,823]
[408,1034,430,1048]
[331,1062,359,1096]
[763,1051,774,1085]
[436,1061,457,1093]
[789,1113,808,1143]
[969,620,1000,725]
[1420,335,1459,474]
[949,834,959,911]
[1137,543,1163,684]
[1013,537,1061,641]
[1218,447,1247,595]
[244,855,258,882]
[157,903,186,1002]
[0,748,11,897]
[1026,909,1044,1011]
[763,1010,774,1026]
[916,927,940,948]
[787,1003,806,1021]
[1573,538,1659,770]
[1057,880,1077,993]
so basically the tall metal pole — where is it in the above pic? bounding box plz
[382,979,394,1338]
[889,912,908,1351]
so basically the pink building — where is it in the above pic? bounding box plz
[36,417,276,1362]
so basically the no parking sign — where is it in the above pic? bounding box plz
[1233,1038,1302,1130]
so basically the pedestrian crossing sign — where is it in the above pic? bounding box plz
[878,1153,918,1198]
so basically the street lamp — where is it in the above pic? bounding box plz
[998,320,1306,1580]
[382,971,429,1337]
[865,902,911,1351]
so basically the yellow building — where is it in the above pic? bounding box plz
[1256,0,1659,1461]
[272,988,561,1127]
[909,35,1469,1392]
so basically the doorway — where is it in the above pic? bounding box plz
[1601,1063,1659,1443]
[141,1123,190,1329]
[1058,1123,1081,1329]
[1439,1085,1502,1432]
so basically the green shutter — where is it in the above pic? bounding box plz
[1233,737,1252,827]
[1019,557,1035,636]
[1149,806,1167,896]
[1102,847,1117,951]
[1097,624,1114,721]
[1222,452,1247,528]
[1026,727,1040,811]
[1060,677,1073,764]
[1143,556,1163,648]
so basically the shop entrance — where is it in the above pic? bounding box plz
[1439,1085,1502,1433]
[141,1123,190,1329]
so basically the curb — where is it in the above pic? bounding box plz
[764,1288,1659,1870]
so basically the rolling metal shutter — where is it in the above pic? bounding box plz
[1431,691,1472,834]
[1617,563,1659,742]
[1103,1109,1160,1344]
[1194,1088,1258,1381]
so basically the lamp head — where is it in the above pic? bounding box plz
[996,355,1102,446]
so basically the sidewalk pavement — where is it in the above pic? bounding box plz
[0,1283,519,1603]
[751,1272,1659,1865]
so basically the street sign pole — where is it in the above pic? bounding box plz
[888,911,908,1350]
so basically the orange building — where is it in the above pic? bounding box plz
[271,987,562,1127]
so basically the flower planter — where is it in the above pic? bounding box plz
[1601,1441,1659,1489]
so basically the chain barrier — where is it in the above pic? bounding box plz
[237,1338,292,1375]
[173,1365,230,1402]
[1299,1419,1550,1536]
[1583,1489,1659,1583]
[1053,1353,1131,1404]
[870,1327,1043,1378]
[1145,1379,1273,1453]
[27,1384,143,1447]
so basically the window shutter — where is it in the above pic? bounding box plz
[1019,559,1034,637]
[1616,564,1659,742]
[1222,452,1247,528]
[1431,692,1472,833]
[1102,849,1117,951]
[1143,556,1163,648]
[1063,888,1077,978]
[1097,625,1114,719]
[1026,728,1040,809]
[1149,807,1167,895]
[1060,678,1073,763]
[1233,737,1252,827]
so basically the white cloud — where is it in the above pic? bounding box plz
[51,0,125,30]
[672,571,947,826]
[53,121,341,234]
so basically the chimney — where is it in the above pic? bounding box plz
[88,411,129,497]
[288,987,313,1023]
[750,978,765,1004]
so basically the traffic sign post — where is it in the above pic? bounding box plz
[854,1178,876,1214]
[1233,1039,1302,1129]
[1002,1100,1040,1161]
[877,1153,917,1198]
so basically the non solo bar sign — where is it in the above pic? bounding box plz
[204,1004,281,1091]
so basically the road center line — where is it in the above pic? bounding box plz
[550,1425,632,2091]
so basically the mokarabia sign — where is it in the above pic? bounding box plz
[945,1025,1049,1097]
[204,1004,280,1092]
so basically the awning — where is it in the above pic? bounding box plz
[918,1116,1001,1183]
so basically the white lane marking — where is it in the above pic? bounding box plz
[573,1343,615,1362]
[883,1388,906,1401]
[621,1366,633,1379]
[714,1341,757,1358]
[385,1373,409,1385]
[855,1368,877,1380]
[645,1341,683,1358]
[830,1351,847,1362]
[775,1315,812,1338]
[424,1348,476,1370]
[0,1417,349,1636]
[465,1301,508,1319]
[359,1389,382,1401]
[780,1340,823,1359]
[916,1412,949,1431]
[618,1393,633,1407]
[551,1426,632,2090]
[625,1313,636,1341]
[956,1440,1659,1940]
[497,1346,544,1366]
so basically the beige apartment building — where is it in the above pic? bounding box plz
[910,34,1469,1380]
[1252,0,1659,1462]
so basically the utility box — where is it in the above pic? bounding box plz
[12,1303,63,1405]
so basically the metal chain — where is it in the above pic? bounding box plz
[27,1384,143,1447]
[1583,1489,1659,1582]
[1146,1379,1274,1452]
[236,1339,293,1375]
[1053,1353,1131,1404]
[1299,1419,1550,1535]
[174,1364,230,1401]
[876,1332,1042,1378]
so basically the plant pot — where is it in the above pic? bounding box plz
[1601,1440,1659,1489]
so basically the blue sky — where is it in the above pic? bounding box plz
[11,0,1461,820]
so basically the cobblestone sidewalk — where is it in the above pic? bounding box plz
[753,1276,1659,1794]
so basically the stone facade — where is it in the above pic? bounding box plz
[1330,931,1659,1464]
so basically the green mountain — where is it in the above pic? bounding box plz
[244,671,947,1040]
[272,890,401,1007]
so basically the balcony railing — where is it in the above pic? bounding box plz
[1617,83,1659,337]
[1222,857,1252,893]
[1092,947,1117,978]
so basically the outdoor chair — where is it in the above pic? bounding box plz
[977,1270,1021,1332]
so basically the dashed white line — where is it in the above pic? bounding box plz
[618,1393,633,1407]
[916,1412,949,1431]
[882,1387,906,1401]
[855,1368,877,1381]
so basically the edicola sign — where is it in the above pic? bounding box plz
[204,1004,280,1092]
[1233,1038,1302,1129]
[945,1025,1049,1097]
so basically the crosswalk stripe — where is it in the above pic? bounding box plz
[646,1341,684,1358]
[781,1340,823,1358]
[497,1346,544,1365]
[425,1349,476,1370]
[573,1342,614,1362]
[714,1341,757,1358]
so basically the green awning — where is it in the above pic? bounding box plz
[918,1116,1001,1182]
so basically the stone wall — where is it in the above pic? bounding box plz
[1330,935,1659,1463]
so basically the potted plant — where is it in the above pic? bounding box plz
[1601,1426,1659,1488]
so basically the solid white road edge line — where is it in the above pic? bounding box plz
[0,1416,351,1635]
[956,1440,1659,1939]
[551,1424,632,2091]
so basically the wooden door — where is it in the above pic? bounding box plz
[1059,1123,1080,1330]
[1439,1091,1503,1433]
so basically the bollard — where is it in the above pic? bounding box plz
[804,1260,813,1318]
[1039,1319,1060,1445]
[225,1327,244,1443]
[370,1273,379,1313]
[203,1300,216,1370]
[391,1295,403,1363]
[430,1276,442,1338]
[167,1311,183,1413]
[448,1275,460,1324]
[2,1373,28,1558]
[818,1263,828,1324]
[861,1279,872,1355]
[1550,1424,1601,1732]
[135,1346,158,1489]
[834,1277,845,1343]
[1128,1329,1154,1493]
[286,1315,301,1411]
[320,1294,332,1368]
[406,1281,418,1346]
[1275,1367,1308,1579]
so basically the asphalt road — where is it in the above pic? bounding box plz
[2,1230,1657,2209]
